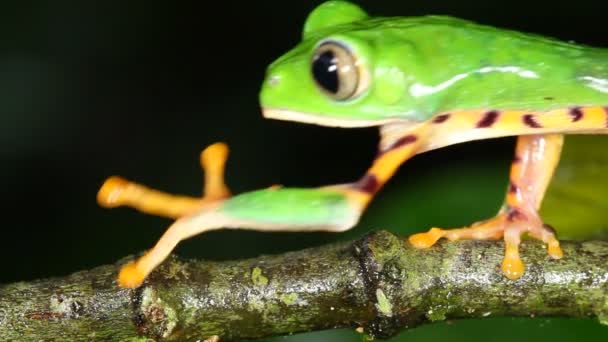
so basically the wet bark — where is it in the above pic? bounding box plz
[1,231,607,341]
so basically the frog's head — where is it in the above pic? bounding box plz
[260,1,426,127]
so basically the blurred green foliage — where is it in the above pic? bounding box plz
[1,1,606,340]
[541,136,608,240]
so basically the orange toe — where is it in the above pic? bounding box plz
[501,254,525,280]
[97,176,131,207]
[409,228,443,248]
[117,260,146,288]
[547,240,563,259]
[200,142,229,169]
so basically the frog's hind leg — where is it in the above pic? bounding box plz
[409,134,564,280]
[97,142,231,219]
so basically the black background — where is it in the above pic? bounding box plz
[1,1,607,341]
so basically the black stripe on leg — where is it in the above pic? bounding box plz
[508,181,519,194]
[523,114,542,128]
[432,114,450,124]
[476,111,499,128]
[352,174,380,194]
[569,107,583,122]
[384,135,418,153]
[507,208,526,222]
[377,134,419,157]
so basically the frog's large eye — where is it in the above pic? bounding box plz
[311,42,365,101]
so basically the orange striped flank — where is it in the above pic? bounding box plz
[421,106,608,152]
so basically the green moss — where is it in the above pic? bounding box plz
[368,231,403,263]
[163,260,190,281]
[375,289,393,317]
[252,267,269,287]
[262,302,281,323]
[279,293,299,305]
[140,288,178,338]
[248,297,266,313]
[426,305,448,322]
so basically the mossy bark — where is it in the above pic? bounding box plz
[0,231,607,341]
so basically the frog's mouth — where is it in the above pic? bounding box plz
[261,107,400,128]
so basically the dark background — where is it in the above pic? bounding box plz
[1,1,607,341]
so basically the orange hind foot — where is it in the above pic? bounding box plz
[409,206,563,280]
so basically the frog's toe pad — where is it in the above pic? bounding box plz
[118,260,146,288]
[501,252,525,280]
[200,142,229,167]
[408,228,444,248]
[97,176,131,207]
[547,238,563,259]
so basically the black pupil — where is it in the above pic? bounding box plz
[312,50,338,94]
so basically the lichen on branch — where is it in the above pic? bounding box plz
[0,231,607,341]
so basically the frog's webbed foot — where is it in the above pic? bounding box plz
[409,206,563,279]
[410,134,565,280]
[97,142,231,218]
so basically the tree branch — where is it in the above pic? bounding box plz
[1,231,607,341]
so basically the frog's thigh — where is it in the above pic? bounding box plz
[507,134,564,210]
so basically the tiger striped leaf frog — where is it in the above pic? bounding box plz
[98,1,608,288]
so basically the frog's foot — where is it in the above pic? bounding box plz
[97,142,231,219]
[408,207,563,280]
[117,205,228,288]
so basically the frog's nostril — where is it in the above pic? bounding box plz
[268,75,281,86]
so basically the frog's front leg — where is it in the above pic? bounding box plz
[113,127,428,288]
[409,134,565,279]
